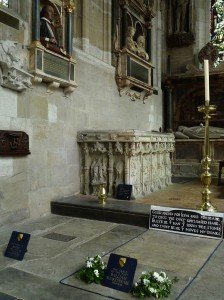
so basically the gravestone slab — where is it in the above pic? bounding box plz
[103,253,137,293]
[5,231,30,261]
[149,205,223,239]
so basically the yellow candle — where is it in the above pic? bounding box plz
[204,60,210,105]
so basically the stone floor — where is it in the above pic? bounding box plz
[0,179,224,299]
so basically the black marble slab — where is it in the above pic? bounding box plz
[51,195,150,228]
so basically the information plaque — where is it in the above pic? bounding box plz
[5,231,30,261]
[149,205,223,239]
[103,253,137,293]
[116,184,132,200]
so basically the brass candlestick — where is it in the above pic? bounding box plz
[198,104,217,212]
[98,183,107,205]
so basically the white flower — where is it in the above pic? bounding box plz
[143,278,150,285]
[149,287,157,294]
[94,269,99,277]
[157,275,165,283]
[141,271,147,275]
[97,255,101,259]
[160,271,167,278]
[89,257,94,262]
[86,261,92,268]
[153,272,160,279]
[135,282,139,287]
[101,262,105,269]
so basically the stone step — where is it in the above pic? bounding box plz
[51,194,150,228]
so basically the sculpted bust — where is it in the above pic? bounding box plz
[136,35,149,61]
[175,125,224,139]
[126,26,137,53]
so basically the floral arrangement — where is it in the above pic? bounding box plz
[76,255,106,284]
[132,271,178,298]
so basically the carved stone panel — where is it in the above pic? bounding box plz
[0,41,33,91]
[78,130,175,199]
[0,130,30,156]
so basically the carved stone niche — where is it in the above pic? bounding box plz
[167,0,195,48]
[77,130,175,199]
[113,0,155,101]
[0,41,33,92]
[0,130,30,156]
[29,0,77,96]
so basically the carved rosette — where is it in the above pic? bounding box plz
[77,130,175,199]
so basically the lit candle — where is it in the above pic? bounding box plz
[204,60,210,105]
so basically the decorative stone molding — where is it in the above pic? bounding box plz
[115,49,154,102]
[77,130,175,199]
[167,32,195,48]
[29,43,77,96]
[0,41,33,91]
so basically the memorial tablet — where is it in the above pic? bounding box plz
[5,231,30,261]
[116,184,132,200]
[103,253,137,293]
[149,205,223,239]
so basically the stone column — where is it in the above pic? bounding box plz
[108,143,113,196]
[165,81,173,132]
[64,1,75,56]
[146,27,151,60]
[83,143,90,194]
[145,14,152,60]
[121,3,128,48]
[82,0,90,52]
[32,0,40,43]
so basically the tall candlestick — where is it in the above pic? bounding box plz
[204,60,210,105]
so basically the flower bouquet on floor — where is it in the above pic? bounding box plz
[76,255,106,284]
[132,271,178,298]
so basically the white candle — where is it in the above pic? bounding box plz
[204,60,210,105]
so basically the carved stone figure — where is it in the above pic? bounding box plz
[174,0,189,33]
[126,26,137,53]
[136,35,149,61]
[91,157,106,184]
[40,5,67,56]
[175,125,224,139]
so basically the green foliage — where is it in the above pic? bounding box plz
[212,0,224,51]
[76,255,106,284]
[132,271,178,299]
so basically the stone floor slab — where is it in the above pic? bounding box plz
[62,261,187,300]
[0,268,106,300]
[0,215,72,247]
[10,224,145,281]
[113,230,220,277]
[61,230,220,299]
[179,241,224,300]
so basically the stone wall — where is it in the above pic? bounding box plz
[0,0,163,226]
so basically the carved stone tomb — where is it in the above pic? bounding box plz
[77,130,175,199]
